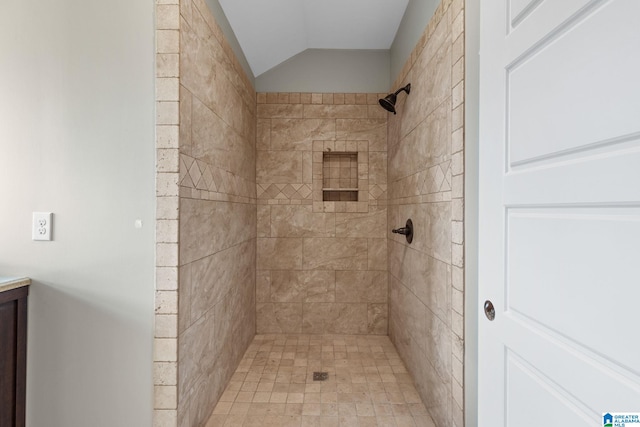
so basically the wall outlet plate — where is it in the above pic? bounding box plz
[32,212,53,241]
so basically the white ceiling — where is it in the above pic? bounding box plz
[218,0,410,77]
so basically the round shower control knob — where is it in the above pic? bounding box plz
[392,219,413,244]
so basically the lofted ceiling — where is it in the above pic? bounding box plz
[218,0,410,77]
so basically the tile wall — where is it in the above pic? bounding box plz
[154,0,257,426]
[255,93,389,336]
[387,0,465,426]
[178,0,257,426]
[155,0,181,426]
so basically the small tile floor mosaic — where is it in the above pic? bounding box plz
[205,335,436,427]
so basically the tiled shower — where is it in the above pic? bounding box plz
[153,0,464,426]
[256,93,389,336]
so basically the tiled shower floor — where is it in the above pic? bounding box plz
[205,335,436,427]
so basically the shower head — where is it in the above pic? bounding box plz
[378,83,411,115]
[378,94,398,114]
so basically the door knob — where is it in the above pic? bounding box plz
[484,300,495,321]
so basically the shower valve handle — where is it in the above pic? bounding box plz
[392,219,413,244]
[392,227,411,236]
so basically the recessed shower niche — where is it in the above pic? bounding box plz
[322,151,358,201]
[312,140,369,212]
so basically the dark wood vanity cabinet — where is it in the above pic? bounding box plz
[0,286,29,427]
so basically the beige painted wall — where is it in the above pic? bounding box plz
[255,93,389,335]
[387,0,465,426]
[1,0,155,425]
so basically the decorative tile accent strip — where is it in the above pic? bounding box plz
[257,92,386,105]
[257,184,313,203]
[179,154,256,200]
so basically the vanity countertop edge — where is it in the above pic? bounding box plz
[0,277,31,294]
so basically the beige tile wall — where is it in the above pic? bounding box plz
[256,93,389,336]
[154,0,257,426]
[387,0,465,426]
[155,0,181,426]
[177,0,257,426]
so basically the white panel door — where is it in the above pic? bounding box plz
[478,1,640,425]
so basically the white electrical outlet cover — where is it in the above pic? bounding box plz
[32,212,53,241]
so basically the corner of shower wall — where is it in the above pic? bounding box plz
[153,0,257,426]
[387,0,465,426]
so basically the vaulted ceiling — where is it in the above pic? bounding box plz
[218,0,410,77]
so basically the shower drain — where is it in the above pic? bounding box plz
[313,372,329,381]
